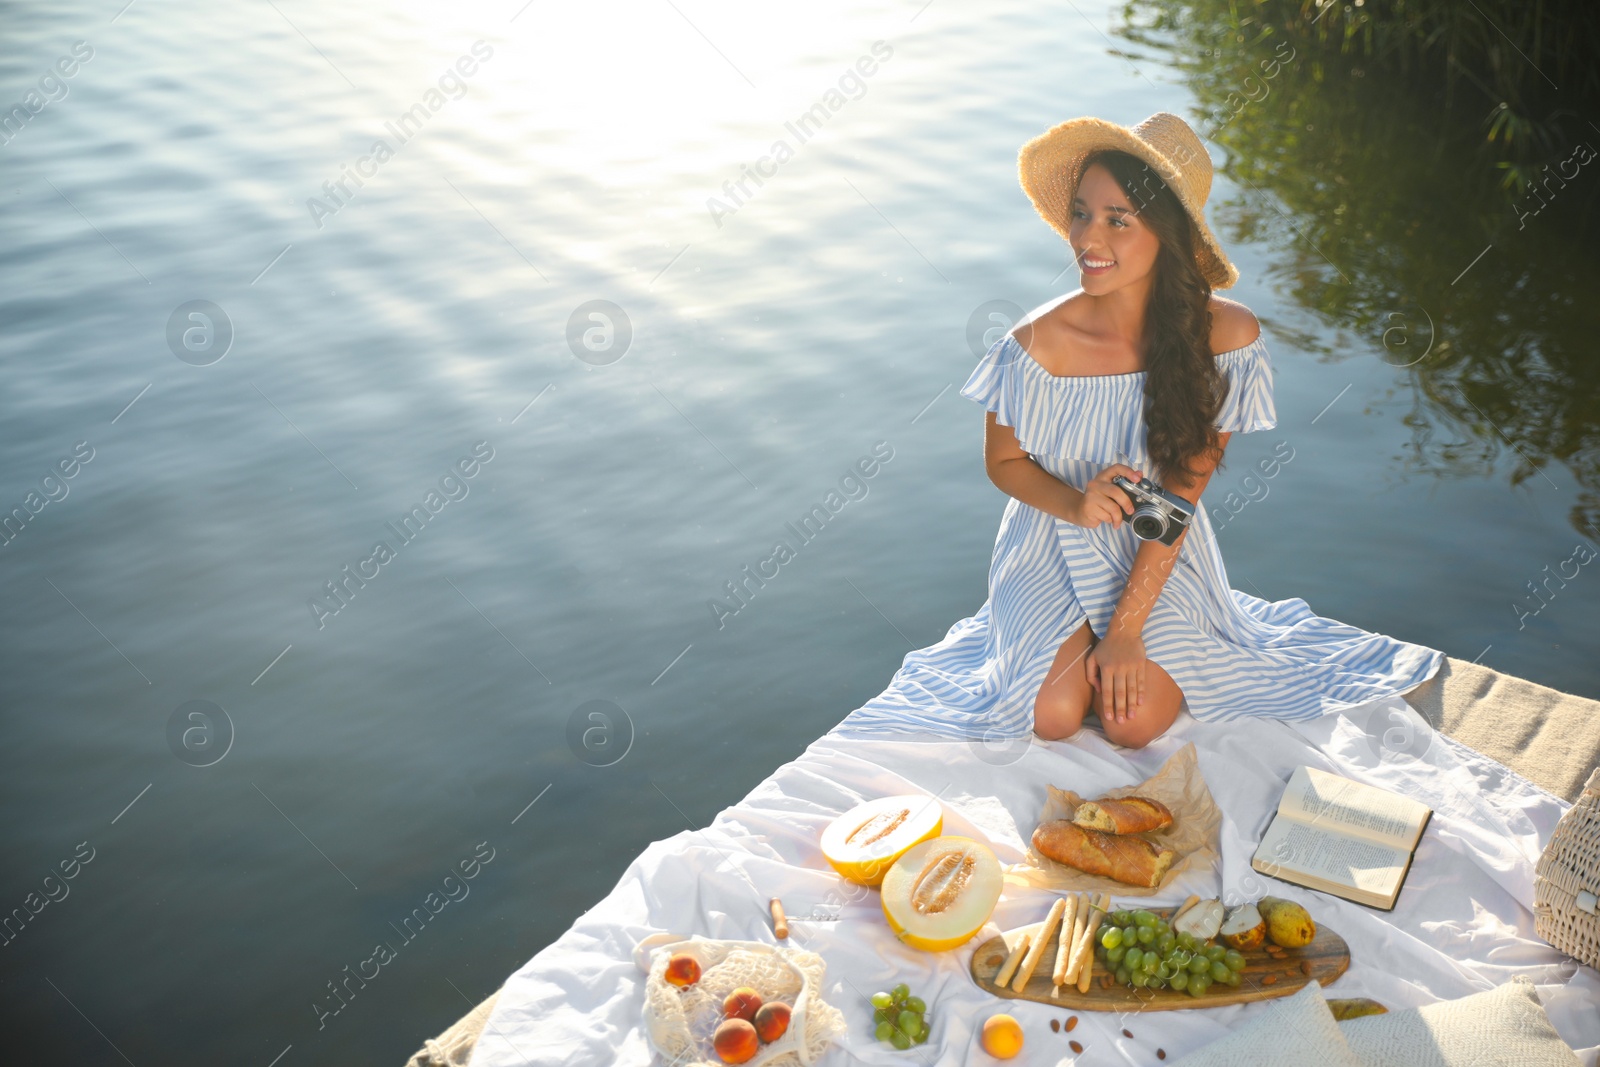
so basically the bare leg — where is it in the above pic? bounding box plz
[1093,658,1185,749]
[1032,620,1097,740]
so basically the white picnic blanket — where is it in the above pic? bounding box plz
[468,696,1600,1066]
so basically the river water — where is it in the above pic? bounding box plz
[2,0,1595,1062]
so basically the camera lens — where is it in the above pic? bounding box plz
[1130,507,1166,541]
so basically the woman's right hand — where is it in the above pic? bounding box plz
[1070,464,1143,528]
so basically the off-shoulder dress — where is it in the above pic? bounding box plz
[842,331,1444,739]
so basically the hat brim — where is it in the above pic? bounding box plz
[1018,116,1239,290]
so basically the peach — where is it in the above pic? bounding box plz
[981,1014,1024,1059]
[663,952,700,987]
[722,986,763,1022]
[753,1000,791,1043]
[713,1018,760,1064]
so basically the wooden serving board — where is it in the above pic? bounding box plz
[969,907,1349,1012]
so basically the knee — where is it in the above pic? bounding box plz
[1093,696,1170,750]
[1032,693,1087,742]
[1033,716,1084,742]
[1100,717,1162,749]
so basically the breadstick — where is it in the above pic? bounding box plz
[1067,893,1110,989]
[1051,893,1081,991]
[1077,893,1109,993]
[993,932,1030,988]
[1062,893,1091,984]
[1012,896,1066,992]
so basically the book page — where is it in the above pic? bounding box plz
[1254,815,1409,897]
[1277,765,1429,850]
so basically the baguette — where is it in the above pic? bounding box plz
[1032,820,1176,888]
[1071,796,1173,835]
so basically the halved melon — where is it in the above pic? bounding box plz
[820,795,943,887]
[881,835,1003,952]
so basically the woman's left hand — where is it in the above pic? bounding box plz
[1086,631,1146,723]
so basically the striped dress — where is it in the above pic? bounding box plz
[841,331,1444,739]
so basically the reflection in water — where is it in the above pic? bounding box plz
[3,1,1596,1061]
[1119,1,1600,537]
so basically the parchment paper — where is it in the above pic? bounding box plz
[1004,742,1222,896]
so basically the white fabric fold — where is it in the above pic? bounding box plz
[468,701,1599,1067]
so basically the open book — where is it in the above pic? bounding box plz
[1251,765,1433,910]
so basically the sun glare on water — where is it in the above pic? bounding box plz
[391,1,906,241]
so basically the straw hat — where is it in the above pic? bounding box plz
[1018,112,1239,290]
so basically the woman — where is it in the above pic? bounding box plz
[845,112,1443,748]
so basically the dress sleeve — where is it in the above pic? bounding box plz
[959,335,1017,425]
[1215,337,1276,433]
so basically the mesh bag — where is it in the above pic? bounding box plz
[641,938,844,1066]
[1533,766,1600,969]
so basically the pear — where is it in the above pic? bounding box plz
[1259,896,1317,948]
[1172,898,1224,941]
[1218,902,1266,951]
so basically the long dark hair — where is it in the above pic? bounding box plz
[1079,150,1229,484]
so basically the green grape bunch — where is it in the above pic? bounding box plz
[1096,909,1247,997]
[869,983,931,1049]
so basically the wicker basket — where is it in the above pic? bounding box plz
[1533,765,1600,969]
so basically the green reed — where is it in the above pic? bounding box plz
[1115,0,1600,538]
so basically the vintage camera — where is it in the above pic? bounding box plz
[1110,475,1195,545]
